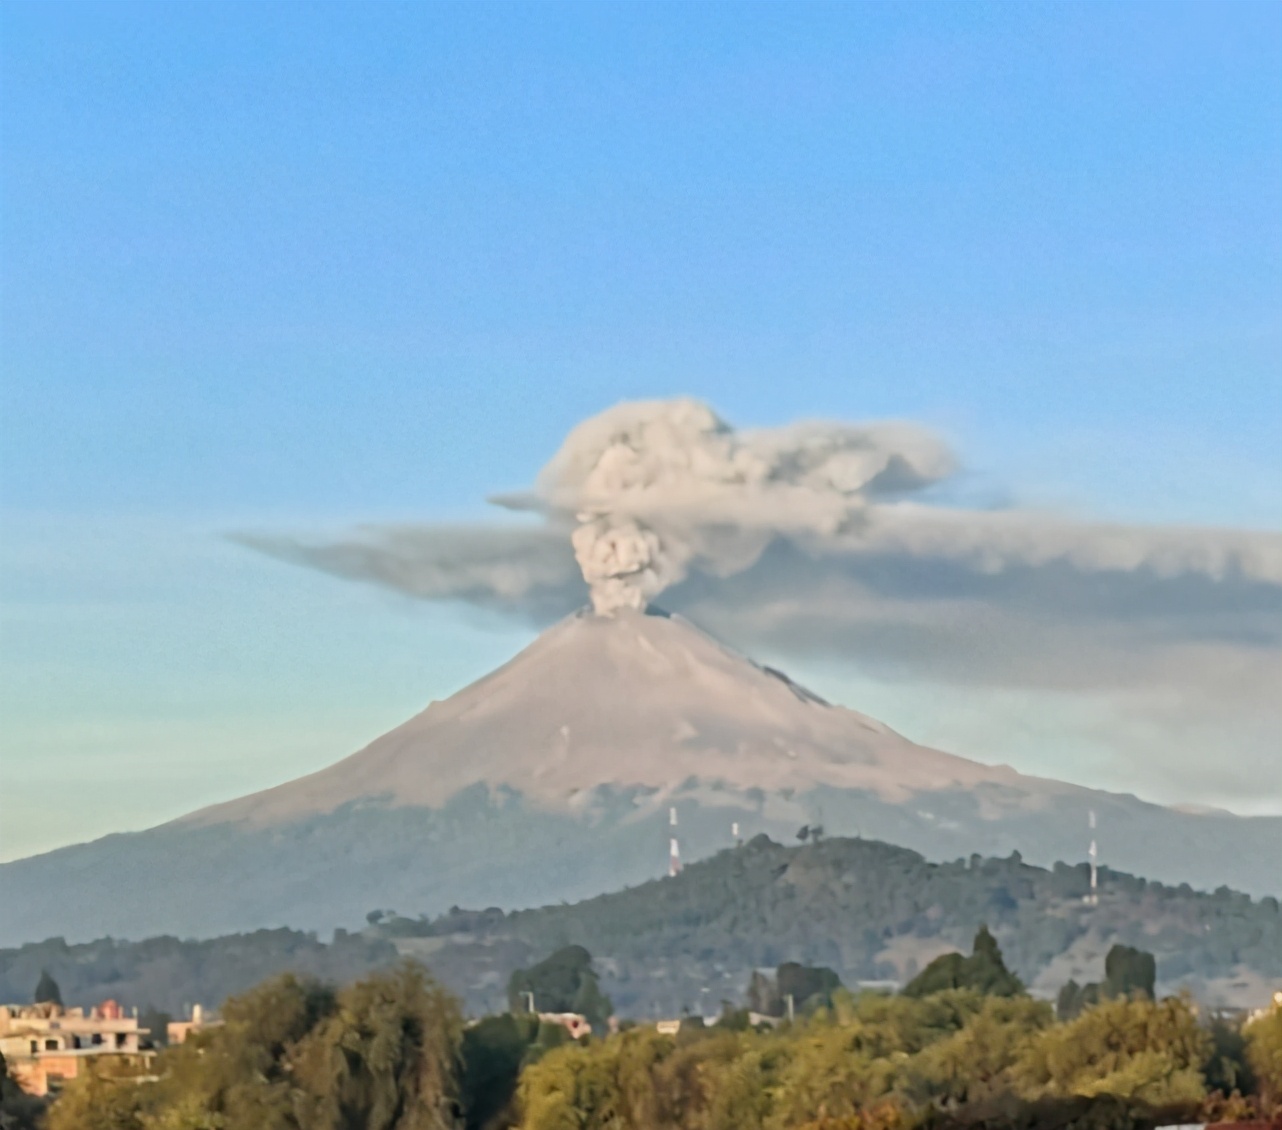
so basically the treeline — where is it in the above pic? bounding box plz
[394,836,1282,994]
[7,935,1282,1130]
[15,965,463,1130]
[514,932,1282,1129]
[0,929,398,1016]
[379,835,1282,1017]
[518,990,1282,1130]
[5,837,1281,1021]
[1,963,594,1130]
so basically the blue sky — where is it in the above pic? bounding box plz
[2,1,1279,860]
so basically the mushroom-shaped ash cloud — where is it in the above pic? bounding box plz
[514,397,954,614]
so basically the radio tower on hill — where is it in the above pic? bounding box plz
[1085,810,1099,906]
[669,806,681,877]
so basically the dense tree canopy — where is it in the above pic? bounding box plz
[747,963,843,1017]
[902,927,1023,999]
[24,959,1282,1130]
[1057,944,1159,1021]
[1248,1004,1282,1111]
[0,930,398,1019]
[1011,995,1210,1108]
[506,946,611,1030]
[515,988,1240,1130]
[459,1014,542,1130]
[44,965,462,1130]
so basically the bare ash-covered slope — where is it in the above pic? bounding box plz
[2,608,1279,946]
[188,607,1029,827]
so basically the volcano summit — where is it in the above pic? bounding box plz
[2,605,1278,947]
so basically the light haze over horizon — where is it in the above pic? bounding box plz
[2,2,1280,862]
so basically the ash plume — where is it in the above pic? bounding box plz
[518,398,955,614]
[239,396,1282,639]
[235,397,1282,812]
[489,397,1281,614]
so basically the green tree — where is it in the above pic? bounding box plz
[44,1057,148,1130]
[1056,978,1088,1021]
[510,982,1229,1130]
[675,1015,709,1047]
[1102,945,1156,1000]
[769,1024,901,1126]
[1203,1014,1256,1098]
[1246,1004,1282,1114]
[507,945,612,1029]
[909,995,1054,1106]
[571,973,613,1033]
[33,970,61,1006]
[903,927,1024,999]
[150,971,337,1130]
[459,1013,539,1130]
[292,963,463,1130]
[1011,995,1210,1107]
[1057,945,1157,1021]
[776,963,842,1015]
[517,1033,626,1130]
[47,964,464,1130]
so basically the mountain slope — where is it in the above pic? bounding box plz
[185,606,1028,826]
[399,833,1282,1015]
[2,608,1279,946]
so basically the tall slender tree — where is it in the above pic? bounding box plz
[32,970,61,1006]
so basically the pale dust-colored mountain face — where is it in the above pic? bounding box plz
[8,606,1279,949]
[188,607,1043,829]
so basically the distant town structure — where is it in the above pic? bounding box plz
[167,1002,223,1045]
[537,1012,592,1040]
[0,1000,153,1096]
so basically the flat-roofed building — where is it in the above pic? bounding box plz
[167,1002,223,1045]
[0,1000,154,1096]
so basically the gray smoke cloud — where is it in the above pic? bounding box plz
[237,395,1282,704]
[234,524,579,621]
[509,397,957,613]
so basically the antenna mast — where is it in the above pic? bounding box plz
[1086,810,1099,906]
[669,806,681,877]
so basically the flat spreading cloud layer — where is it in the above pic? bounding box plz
[237,399,1282,809]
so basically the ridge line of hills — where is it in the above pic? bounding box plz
[4,834,1278,1019]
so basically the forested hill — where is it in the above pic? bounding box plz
[0,929,399,1021]
[396,834,1282,1015]
[3,835,1279,1019]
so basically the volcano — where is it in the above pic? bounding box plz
[2,608,1279,946]
[191,607,1021,825]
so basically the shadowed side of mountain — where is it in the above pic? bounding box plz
[473,833,1282,1015]
[1,779,1280,948]
[5,835,1279,1021]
